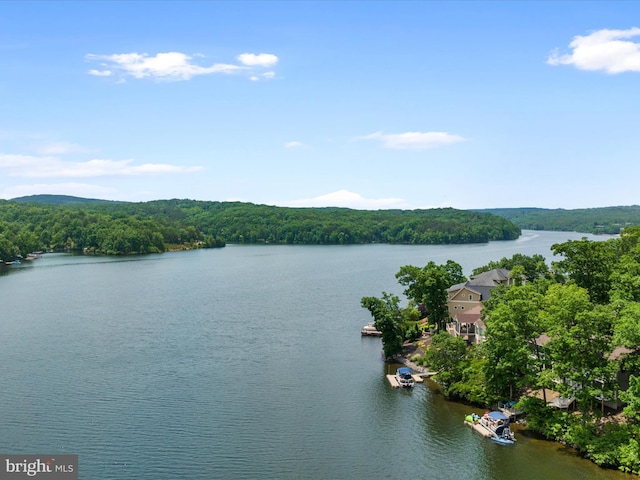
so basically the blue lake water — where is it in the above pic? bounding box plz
[0,231,630,479]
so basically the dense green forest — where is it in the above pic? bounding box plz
[479,206,640,234]
[362,229,640,474]
[0,195,520,261]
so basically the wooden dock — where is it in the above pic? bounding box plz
[386,374,423,387]
[386,375,401,388]
[499,407,524,419]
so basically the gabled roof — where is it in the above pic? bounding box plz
[448,284,495,301]
[448,268,510,301]
[468,268,510,286]
[449,284,481,297]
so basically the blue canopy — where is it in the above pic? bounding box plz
[397,367,413,376]
[487,411,509,421]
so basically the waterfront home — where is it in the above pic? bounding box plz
[528,336,634,412]
[446,268,512,317]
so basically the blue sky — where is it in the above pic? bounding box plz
[1,1,640,210]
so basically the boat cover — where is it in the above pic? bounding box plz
[487,411,509,421]
[397,367,413,377]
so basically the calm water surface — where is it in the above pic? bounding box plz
[0,231,631,479]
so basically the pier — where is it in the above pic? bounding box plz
[386,374,424,388]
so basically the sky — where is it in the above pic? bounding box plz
[1,1,640,210]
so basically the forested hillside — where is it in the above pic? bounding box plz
[479,206,640,234]
[0,196,520,261]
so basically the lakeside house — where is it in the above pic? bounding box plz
[443,268,635,415]
[527,335,634,412]
[446,268,512,317]
[445,268,510,345]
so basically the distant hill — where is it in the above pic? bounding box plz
[11,196,638,236]
[11,194,112,205]
[477,206,640,234]
[0,197,521,260]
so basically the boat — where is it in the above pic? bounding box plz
[396,367,415,388]
[464,411,515,445]
[361,322,382,336]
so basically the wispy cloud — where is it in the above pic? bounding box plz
[284,141,306,148]
[250,71,276,82]
[34,141,92,155]
[357,131,466,150]
[87,69,112,77]
[279,189,412,210]
[0,154,203,178]
[548,27,640,73]
[87,51,279,81]
[237,53,278,67]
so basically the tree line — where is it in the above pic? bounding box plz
[362,229,640,474]
[0,200,225,261]
[479,206,640,234]
[0,196,521,261]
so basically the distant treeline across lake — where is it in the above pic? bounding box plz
[0,195,520,259]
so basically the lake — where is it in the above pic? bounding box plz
[0,230,631,479]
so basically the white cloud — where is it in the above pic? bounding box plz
[284,141,306,148]
[250,71,276,81]
[34,141,91,155]
[86,52,244,81]
[547,27,640,73]
[0,154,203,178]
[237,53,278,67]
[87,51,279,81]
[279,189,412,210]
[358,131,467,150]
[88,69,112,77]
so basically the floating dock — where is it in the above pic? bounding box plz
[386,375,401,388]
[386,374,423,387]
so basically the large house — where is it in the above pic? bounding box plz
[447,305,486,344]
[445,268,512,345]
[446,268,512,317]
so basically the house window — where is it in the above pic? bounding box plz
[454,306,458,310]
[469,294,473,300]
[461,306,465,310]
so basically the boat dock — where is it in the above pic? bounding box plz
[386,374,424,388]
[386,374,400,388]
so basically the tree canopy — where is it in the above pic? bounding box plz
[478,206,640,234]
[0,197,521,261]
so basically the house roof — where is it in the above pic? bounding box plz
[454,306,486,331]
[447,269,510,301]
[535,333,551,347]
[609,346,635,361]
[455,305,484,325]
[468,268,510,286]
